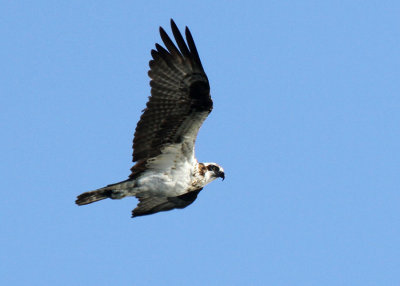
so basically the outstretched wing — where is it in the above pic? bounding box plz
[130,19,212,178]
[132,189,202,217]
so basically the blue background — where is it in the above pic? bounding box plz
[1,1,399,285]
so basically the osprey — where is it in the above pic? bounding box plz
[75,19,224,218]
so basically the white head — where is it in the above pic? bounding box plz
[199,162,225,184]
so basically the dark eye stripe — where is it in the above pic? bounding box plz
[207,165,219,172]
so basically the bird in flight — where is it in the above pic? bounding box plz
[75,19,224,218]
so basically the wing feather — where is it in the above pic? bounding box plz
[171,20,191,59]
[185,27,204,72]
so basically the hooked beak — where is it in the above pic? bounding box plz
[217,171,225,181]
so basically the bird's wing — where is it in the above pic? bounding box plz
[132,189,202,217]
[130,19,212,179]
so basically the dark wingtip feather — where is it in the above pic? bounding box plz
[150,49,158,60]
[185,26,204,71]
[159,26,167,38]
[170,19,191,58]
[155,43,172,62]
[170,18,177,31]
[159,26,181,57]
[170,18,176,28]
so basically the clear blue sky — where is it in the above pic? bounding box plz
[1,1,399,285]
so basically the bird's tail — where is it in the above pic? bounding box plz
[75,188,111,205]
[75,180,135,206]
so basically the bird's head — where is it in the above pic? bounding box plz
[202,163,225,183]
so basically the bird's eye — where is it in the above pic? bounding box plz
[207,165,219,172]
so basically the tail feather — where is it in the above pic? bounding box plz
[75,189,112,205]
[76,180,136,206]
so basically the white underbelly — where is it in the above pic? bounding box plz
[136,172,191,197]
[134,142,197,197]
